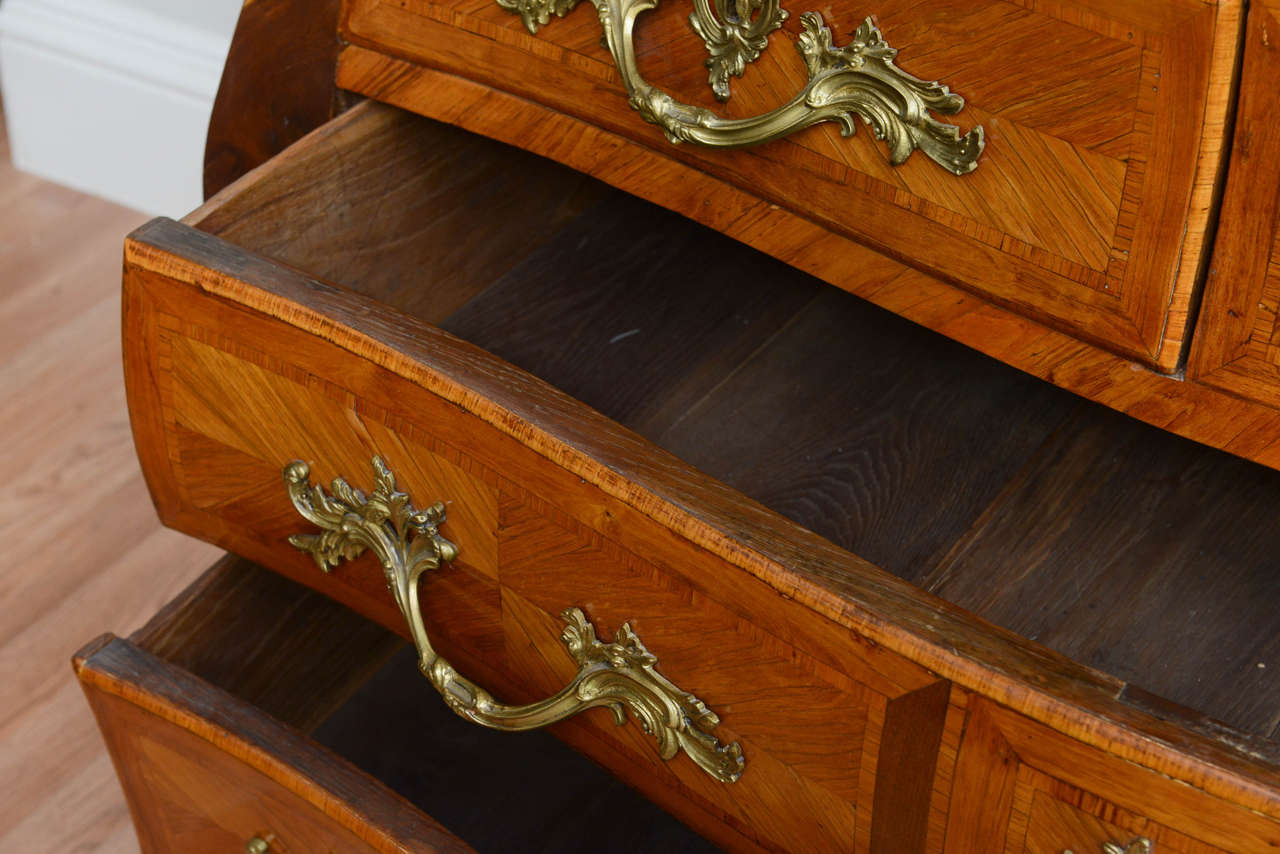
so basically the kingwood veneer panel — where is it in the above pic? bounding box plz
[337,0,1241,369]
[1191,1,1280,412]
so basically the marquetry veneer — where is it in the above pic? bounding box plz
[103,99,1280,851]
[83,0,1280,847]
[206,0,1280,475]
[336,0,1240,374]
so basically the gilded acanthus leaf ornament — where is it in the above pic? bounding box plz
[795,14,983,171]
[495,0,983,174]
[283,457,745,784]
[496,0,583,35]
[689,0,788,101]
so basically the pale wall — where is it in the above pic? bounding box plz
[0,0,242,215]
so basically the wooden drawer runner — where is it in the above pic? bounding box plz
[335,0,1241,370]
[123,104,1280,851]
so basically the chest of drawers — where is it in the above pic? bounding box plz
[79,0,1280,850]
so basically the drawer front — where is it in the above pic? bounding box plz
[947,697,1274,853]
[1190,1,1280,409]
[124,218,960,853]
[76,637,470,854]
[336,0,1239,370]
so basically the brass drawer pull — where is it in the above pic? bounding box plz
[284,458,745,783]
[245,836,273,854]
[497,0,983,174]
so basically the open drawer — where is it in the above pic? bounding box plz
[123,100,1280,851]
[75,556,717,853]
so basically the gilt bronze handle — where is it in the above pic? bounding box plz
[283,457,745,783]
[497,0,983,174]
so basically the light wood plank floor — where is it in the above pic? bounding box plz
[0,108,221,851]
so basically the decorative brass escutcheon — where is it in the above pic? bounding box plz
[283,457,745,783]
[496,0,983,173]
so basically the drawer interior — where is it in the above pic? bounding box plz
[185,102,1280,750]
[129,555,719,853]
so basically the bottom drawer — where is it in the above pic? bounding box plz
[75,556,719,853]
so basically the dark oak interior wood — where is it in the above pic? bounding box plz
[202,0,345,199]
[190,104,608,325]
[313,647,723,854]
[130,553,403,732]
[183,102,1280,747]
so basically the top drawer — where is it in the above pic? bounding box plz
[336,0,1241,371]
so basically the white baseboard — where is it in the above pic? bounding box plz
[0,0,239,215]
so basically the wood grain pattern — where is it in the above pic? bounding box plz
[440,190,824,437]
[121,87,1280,847]
[120,212,1280,834]
[203,0,344,198]
[337,0,1242,369]
[123,233,950,851]
[104,555,722,852]
[435,197,1280,755]
[1020,794,1144,854]
[654,287,1079,583]
[130,554,403,733]
[947,697,1268,852]
[494,495,952,851]
[76,636,474,854]
[193,101,609,326]
[1190,0,1280,411]
[922,403,1280,740]
[331,52,1280,476]
[868,679,950,854]
[186,98,1280,755]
